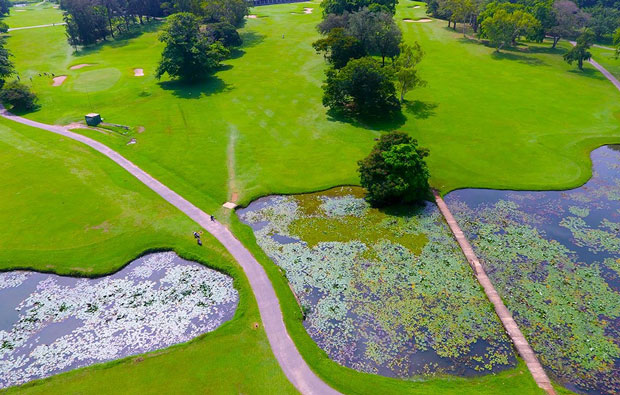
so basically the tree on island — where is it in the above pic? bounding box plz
[564,29,593,70]
[394,42,426,102]
[156,13,229,81]
[322,56,400,119]
[358,131,430,207]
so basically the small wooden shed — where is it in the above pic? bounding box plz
[85,113,101,126]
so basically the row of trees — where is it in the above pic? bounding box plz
[62,0,248,47]
[314,0,426,120]
[428,0,619,51]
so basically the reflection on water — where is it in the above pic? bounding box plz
[0,252,238,389]
[445,146,620,395]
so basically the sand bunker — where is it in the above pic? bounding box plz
[304,7,313,13]
[70,63,91,70]
[134,68,144,77]
[247,14,258,18]
[52,75,66,86]
[413,5,420,8]
[403,18,432,22]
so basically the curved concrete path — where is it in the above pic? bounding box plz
[568,41,620,92]
[0,107,339,395]
[434,192,555,395]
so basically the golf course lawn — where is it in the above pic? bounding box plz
[590,45,620,80]
[6,1,63,29]
[0,0,615,393]
[4,0,620,214]
[0,117,296,394]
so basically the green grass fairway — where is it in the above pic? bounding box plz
[4,0,620,212]
[0,117,296,394]
[6,2,62,28]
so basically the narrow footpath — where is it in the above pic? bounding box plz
[0,107,340,395]
[7,23,66,32]
[433,192,555,395]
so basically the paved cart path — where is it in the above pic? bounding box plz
[433,192,555,395]
[8,23,66,32]
[0,107,339,395]
[568,41,620,92]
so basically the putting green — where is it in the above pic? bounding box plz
[71,67,122,92]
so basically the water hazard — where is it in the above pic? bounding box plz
[445,145,620,395]
[0,252,238,388]
[238,188,516,379]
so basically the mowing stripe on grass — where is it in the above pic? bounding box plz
[433,191,555,395]
[0,105,340,395]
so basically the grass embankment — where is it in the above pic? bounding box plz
[0,118,296,394]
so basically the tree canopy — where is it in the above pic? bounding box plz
[156,12,229,80]
[394,42,426,102]
[481,8,540,51]
[322,57,400,119]
[313,28,366,69]
[358,131,430,207]
[0,81,37,111]
[0,37,14,89]
[564,29,593,69]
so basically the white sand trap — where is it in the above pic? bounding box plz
[403,18,432,22]
[134,68,144,77]
[413,5,420,8]
[222,202,238,209]
[70,63,91,70]
[304,7,313,13]
[246,14,258,18]
[52,75,66,86]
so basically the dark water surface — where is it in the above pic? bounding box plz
[0,252,238,389]
[445,146,620,395]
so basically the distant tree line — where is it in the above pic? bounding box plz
[314,0,426,121]
[427,0,620,49]
[62,0,248,48]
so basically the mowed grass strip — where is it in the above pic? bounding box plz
[0,117,296,394]
[5,2,63,28]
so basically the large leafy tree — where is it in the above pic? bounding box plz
[0,81,37,111]
[203,22,242,47]
[564,29,593,69]
[358,131,430,207]
[0,37,14,89]
[0,0,10,16]
[322,56,400,119]
[202,0,248,28]
[313,28,366,69]
[394,42,426,102]
[156,12,229,81]
[548,0,590,48]
[481,8,540,51]
[320,0,397,15]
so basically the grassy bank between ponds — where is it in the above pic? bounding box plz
[0,118,296,394]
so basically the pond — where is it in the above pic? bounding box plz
[445,145,620,395]
[238,187,516,378]
[0,252,238,389]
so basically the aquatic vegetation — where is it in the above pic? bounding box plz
[445,146,620,395]
[0,252,238,389]
[239,187,514,378]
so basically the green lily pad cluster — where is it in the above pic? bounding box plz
[445,146,620,394]
[239,187,514,378]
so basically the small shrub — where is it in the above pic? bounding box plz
[0,81,38,111]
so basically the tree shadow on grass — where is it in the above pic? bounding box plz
[158,76,231,99]
[567,67,607,82]
[326,108,407,131]
[73,20,163,57]
[490,50,547,66]
[404,100,438,119]
[229,32,266,59]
